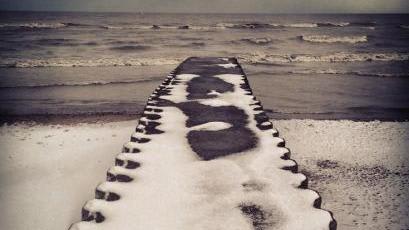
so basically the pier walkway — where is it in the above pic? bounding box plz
[70,57,336,230]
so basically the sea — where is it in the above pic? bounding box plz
[0,11,408,121]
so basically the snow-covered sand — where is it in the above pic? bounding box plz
[0,121,136,230]
[0,120,408,230]
[274,120,409,230]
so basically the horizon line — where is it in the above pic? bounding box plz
[1,9,409,15]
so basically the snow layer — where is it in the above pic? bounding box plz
[1,120,408,230]
[0,121,136,230]
[190,121,232,131]
[66,59,334,230]
[274,120,409,230]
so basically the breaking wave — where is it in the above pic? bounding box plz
[281,23,318,28]
[300,35,368,44]
[0,21,378,31]
[4,52,407,68]
[0,57,184,68]
[286,69,409,78]
[240,37,274,45]
[100,25,157,30]
[0,22,66,29]
[317,22,350,27]
[216,22,318,29]
[240,52,409,64]
[253,69,409,78]
[92,24,221,31]
[217,21,373,29]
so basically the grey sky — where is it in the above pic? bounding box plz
[1,0,408,13]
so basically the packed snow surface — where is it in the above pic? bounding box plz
[65,58,334,230]
[1,120,408,230]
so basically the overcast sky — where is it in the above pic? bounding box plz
[1,0,408,13]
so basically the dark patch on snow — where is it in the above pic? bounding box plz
[186,76,234,100]
[240,204,279,230]
[317,159,339,169]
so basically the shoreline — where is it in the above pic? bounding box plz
[0,113,141,126]
[1,113,408,126]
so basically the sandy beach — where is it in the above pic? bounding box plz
[1,11,409,230]
[1,118,408,230]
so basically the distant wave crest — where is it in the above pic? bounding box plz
[0,57,184,68]
[286,69,409,78]
[0,20,377,31]
[240,52,409,64]
[217,21,372,29]
[240,37,274,45]
[300,35,368,43]
[317,22,350,27]
[217,22,318,29]
[281,23,318,28]
[0,22,66,29]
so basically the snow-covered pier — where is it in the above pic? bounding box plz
[70,57,336,230]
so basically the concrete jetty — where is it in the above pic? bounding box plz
[70,57,336,230]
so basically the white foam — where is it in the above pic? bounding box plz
[242,37,273,44]
[328,22,350,27]
[301,35,368,43]
[285,23,318,28]
[240,52,409,64]
[215,23,235,29]
[189,25,223,31]
[217,22,318,29]
[287,69,409,77]
[102,25,153,30]
[0,22,66,29]
[1,57,184,68]
[290,69,342,75]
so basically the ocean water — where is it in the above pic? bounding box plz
[0,12,408,120]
